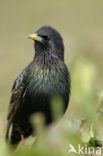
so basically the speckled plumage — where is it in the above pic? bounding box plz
[6,26,71,146]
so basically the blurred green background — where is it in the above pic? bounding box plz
[0,0,103,155]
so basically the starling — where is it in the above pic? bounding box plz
[5,26,71,146]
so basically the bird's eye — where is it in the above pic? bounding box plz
[41,35,50,40]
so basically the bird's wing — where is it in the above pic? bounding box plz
[6,70,27,142]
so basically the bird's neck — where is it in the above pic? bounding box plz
[33,50,61,67]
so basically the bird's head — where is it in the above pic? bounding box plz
[28,26,64,60]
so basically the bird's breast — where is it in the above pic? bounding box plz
[27,63,68,97]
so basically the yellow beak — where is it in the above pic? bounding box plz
[28,33,38,40]
[27,33,43,42]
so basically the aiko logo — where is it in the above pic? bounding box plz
[68,144,101,155]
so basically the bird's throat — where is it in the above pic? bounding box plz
[34,50,60,68]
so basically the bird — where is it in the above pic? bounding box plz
[5,26,71,146]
